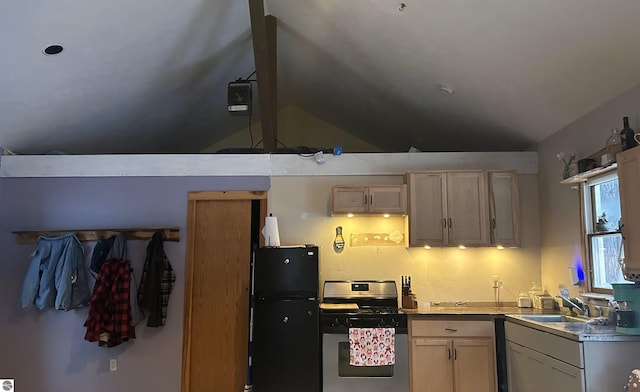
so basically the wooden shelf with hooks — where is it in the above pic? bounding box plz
[12,227,180,244]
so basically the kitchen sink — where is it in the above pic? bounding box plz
[518,314,586,323]
[507,313,618,342]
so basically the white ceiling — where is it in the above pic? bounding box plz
[2,0,640,154]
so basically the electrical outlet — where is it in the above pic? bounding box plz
[109,359,117,372]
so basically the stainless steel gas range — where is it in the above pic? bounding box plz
[320,280,409,392]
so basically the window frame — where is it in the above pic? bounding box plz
[580,170,623,294]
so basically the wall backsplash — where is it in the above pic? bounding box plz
[269,175,541,304]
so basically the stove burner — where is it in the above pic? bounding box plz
[320,280,406,332]
[357,307,399,314]
[320,306,407,332]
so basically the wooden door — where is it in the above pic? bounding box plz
[182,191,267,392]
[408,172,447,247]
[447,171,489,246]
[410,337,454,392]
[453,338,496,392]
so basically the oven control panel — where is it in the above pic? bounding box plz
[320,313,408,334]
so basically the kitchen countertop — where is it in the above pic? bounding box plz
[401,302,555,317]
[401,302,640,342]
[504,314,640,342]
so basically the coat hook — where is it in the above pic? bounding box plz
[399,3,406,11]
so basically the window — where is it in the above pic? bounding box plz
[582,171,626,292]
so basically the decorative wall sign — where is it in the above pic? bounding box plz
[350,231,405,247]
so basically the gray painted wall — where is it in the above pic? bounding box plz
[0,176,269,392]
[537,82,640,296]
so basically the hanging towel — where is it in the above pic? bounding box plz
[348,327,395,366]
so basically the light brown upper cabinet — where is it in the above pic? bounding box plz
[617,147,640,280]
[407,171,490,247]
[488,170,521,247]
[331,185,407,216]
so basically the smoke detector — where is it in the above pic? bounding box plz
[438,84,455,96]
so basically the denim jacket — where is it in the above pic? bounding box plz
[20,233,91,311]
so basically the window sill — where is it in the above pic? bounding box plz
[581,292,614,302]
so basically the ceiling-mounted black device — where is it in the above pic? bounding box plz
[227,81,252,116]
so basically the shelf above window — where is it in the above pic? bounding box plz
[560,163,617,185]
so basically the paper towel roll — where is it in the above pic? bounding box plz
[262,215,281,247]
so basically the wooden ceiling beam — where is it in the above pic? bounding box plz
[248,0,278,153]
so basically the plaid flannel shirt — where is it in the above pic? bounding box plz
[138,232,175,327]
[84,259,135,347]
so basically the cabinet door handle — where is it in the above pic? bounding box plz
[443,218,447,228]
[370,195,373,205]
[444,328,458,332]
[492,218,496,229]
[454,348,457,360]
[447,348,451,360]
[448,218,452,228]
[364,194,367,205]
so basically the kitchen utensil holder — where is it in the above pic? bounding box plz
[402,294,417,309]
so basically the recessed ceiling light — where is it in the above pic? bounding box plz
[43,45,64,56]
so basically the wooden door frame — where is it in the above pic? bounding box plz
[181,190,267,392]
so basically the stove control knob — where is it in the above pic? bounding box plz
[283,316,289,323]
[333,318,339,327]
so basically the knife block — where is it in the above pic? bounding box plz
[402,294,418,309]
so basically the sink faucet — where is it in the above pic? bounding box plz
[556,295,589,317]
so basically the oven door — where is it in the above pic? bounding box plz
[322,331,409,392]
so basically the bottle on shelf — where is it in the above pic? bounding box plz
[621,116,637,151]
[603,128,622,165]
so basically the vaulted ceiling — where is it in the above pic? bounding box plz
[3,1,640,155]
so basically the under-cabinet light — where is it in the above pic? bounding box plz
[347,213,354,218]
[383,214,390,218]
[424,245,431,250]
[458,245,466,250]
[496,245,505,250]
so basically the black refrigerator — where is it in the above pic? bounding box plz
[251,245,320,392]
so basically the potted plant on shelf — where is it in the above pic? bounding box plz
[557,152,577,179]
[596,212,608,232]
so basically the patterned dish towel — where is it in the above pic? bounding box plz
[348,327,395,366]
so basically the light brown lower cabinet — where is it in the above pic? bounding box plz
[409,319,497,392]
